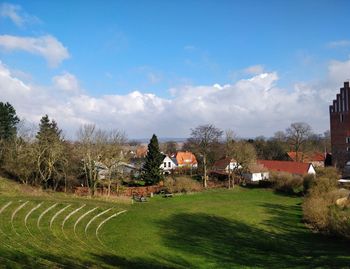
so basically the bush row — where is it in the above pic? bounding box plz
[302,168,350,239]
[163,176,202,193]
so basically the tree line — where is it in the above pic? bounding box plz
[0,101,330,194]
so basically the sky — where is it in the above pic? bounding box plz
[0,0,350,139]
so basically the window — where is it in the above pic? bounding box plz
[340,113,344,122]
[163,162,166,167]
[346,137,350,144]
[168,162,171,167]
[347,147,350,152]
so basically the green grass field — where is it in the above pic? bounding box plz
[0,178,349,269]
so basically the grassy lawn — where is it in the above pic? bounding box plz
[0,178,349,268]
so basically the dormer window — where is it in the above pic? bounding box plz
[340,113,344,122]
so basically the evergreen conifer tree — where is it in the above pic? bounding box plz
[0,102,19,140]
[142,134,164,185]
[36,115,62,144]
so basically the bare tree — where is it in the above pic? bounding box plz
[161,141,177,155]
[77,124,100,196]
[227,140,257,185]
[98,129,127,196]
[188,124,223,188]
[2,120,34,185]
[225,129,236,189]
[77,124,126,196]
[286,122,312,162]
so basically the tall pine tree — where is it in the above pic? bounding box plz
[0,102,19,140]
[36,115,62,144]
[142,134,164,185]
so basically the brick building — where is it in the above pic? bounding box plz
[329,81,350,168]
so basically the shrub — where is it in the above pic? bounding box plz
[303,195,332,230]
[308,176,338,197]
[328,207,350,239]
[270,172,304,194]
[303,174,350,238]
[164,176,202,193]
[315,167,339,180]
[303,174,316,194]
[163,177,175,193]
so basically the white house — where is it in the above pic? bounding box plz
[160,155,178,174]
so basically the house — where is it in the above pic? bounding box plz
[160,155,178,174]
[95,161,140,179]
[243,163,269,183]
[287,151,325,167]
[211,157,239,175]
[329,81,350,168]
[135,145,148,158]
[159,151,198,174]
[257,160,316,175]
[175,151,198,168]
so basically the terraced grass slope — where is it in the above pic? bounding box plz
[0,178,350,268]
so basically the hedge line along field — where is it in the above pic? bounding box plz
[1,177,350,268]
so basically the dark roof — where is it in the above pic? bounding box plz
[212,157,236,170]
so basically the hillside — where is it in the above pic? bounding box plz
[0,178,350,268]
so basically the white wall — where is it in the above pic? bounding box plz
[160,156,177,171]
[307,164,316,175]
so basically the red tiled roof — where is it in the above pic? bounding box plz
[176,151,198,165]
[136,146,147,158]
[287,152,325,163]
[257,160,312,175]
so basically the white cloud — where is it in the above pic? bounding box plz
[0,35,69,67]
[52,72,80,93]
[327,40,350,48]
[0,3,39,27]
[328,58,350,84]
[0,59,346,139]
[244,65,265,75]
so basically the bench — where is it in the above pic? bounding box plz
[133,195,148,202]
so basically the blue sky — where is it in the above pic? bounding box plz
[0,1,350,138]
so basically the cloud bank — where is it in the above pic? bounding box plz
[0,59,347,139]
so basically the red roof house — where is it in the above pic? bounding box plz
[257,160,316,175]
[287,151,325,167]
[175,151,198,168]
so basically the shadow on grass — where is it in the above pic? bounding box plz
[156,206,350,268]
[91,253,182,269]
[0,247,88,269]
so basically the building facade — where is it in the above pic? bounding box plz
[330,81,350,168]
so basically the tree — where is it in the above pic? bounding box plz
[227,140,257,184]
[0,102,19,141]
[225,129,236,189]
[188,124,223,188]
[162,141,177,155]
[286,122,312,162]
[35,115,67,190]
[77,124,101,196]
[142,134,164,185]
[98,129,127,196]
[3,125,36,185]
